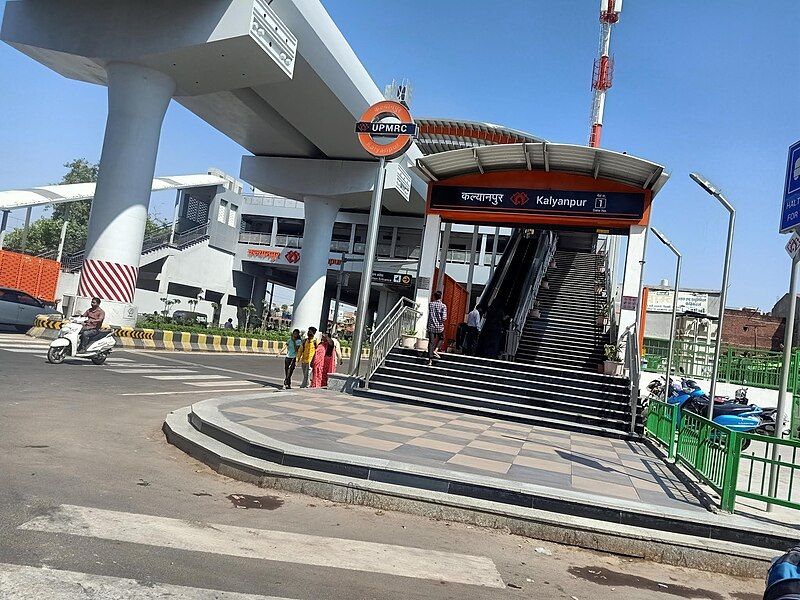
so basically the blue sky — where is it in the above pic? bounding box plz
[0,0,797,310]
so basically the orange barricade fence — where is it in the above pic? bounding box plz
[0,249,60,302]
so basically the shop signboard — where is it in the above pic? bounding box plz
[647,290,709,314]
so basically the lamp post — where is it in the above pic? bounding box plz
[651,228,682,399]
[690,172,736,420]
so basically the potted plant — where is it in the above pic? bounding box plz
[400,328,417,349]
[596,301,608,326]
[415,336,429,351]
[530,301,541,319]
[602,343,624,376]
[541,279,550,290]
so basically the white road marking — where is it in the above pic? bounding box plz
[108,368,198,375]
[19,505,505,588]
[120,388,267,396]
[0,563,296,599]
[128,352,286,383]
[144,374,230,381]
[184,380,262,387]
[0,347,48,353]
[105,357,133,362]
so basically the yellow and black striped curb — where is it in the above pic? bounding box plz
[30,315,368,357]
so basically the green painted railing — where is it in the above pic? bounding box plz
[649,408,800,512]
[644,399,679,459]
[675,411,741,511]
[643,337,800,392]
[792,395,800,441]
[737,433,800,511]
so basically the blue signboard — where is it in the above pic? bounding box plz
[780,139,800,233]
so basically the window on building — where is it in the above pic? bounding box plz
[228,204,238,228]
[217,200,228,223]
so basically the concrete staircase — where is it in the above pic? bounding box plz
[517,250,606,372]
[357,349,635,438]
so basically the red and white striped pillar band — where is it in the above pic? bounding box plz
[78,258,138,304]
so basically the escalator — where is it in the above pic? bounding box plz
[475,229,542,358]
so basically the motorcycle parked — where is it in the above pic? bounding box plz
[47,316,115,365]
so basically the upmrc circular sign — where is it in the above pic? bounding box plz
[355,100,416,159]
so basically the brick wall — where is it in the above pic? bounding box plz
[722,309,785,351]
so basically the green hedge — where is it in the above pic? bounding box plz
[134,318,354,347]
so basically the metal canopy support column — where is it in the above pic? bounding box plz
[350,157,387,375]
[436,222,452,293]
[0,210,9,250]
[169,191,180,245]
[19,206,32,253]
[465,225,478,316]
[490,227,500,277]
[414,214,442,337]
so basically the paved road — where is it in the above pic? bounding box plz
[0,333,764,599]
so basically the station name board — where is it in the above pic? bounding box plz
[429,186,645,219]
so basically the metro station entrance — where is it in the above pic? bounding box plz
[359,142,669,439]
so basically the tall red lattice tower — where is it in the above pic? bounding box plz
[588,0,623,148]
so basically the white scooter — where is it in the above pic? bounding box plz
[47,316,115,365]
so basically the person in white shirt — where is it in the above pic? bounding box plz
[464,305,483,355]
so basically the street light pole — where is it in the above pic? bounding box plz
[690,172,736,420]
[332,252,346,335]
[651,228,682,399]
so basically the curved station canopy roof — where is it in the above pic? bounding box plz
[415,118,546,156]
[413,142,669,198]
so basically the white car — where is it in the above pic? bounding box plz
[0,287,47,332]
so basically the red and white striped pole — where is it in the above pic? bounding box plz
[589,0,622,148]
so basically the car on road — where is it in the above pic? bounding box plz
[171,310,209,327]
[0,287,48,332]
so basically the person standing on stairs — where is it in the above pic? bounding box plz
[464,305,483,356]
[426,290,448,366]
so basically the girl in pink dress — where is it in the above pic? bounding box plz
[311,333,342,388]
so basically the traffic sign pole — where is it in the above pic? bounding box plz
[769,241,800,511]
[350,156,386,375]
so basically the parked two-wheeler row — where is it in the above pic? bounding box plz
[645,376,779,445]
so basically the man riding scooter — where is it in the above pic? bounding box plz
[79,297,106,352]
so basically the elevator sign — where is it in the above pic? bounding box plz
[356,100,416,159]
[780,139,800,233]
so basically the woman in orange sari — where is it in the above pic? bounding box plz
[311,333,333,387]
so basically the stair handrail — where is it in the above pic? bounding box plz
[170,220,210,248]
[364,297,421,387]
[622,323,642,434]
[504,230,558,360]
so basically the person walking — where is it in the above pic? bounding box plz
[426,290,448,366]
[298,327,317,388]
[282,328,302,389]
[464,305,483,356]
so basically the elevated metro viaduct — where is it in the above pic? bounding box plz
[1,1,668,358]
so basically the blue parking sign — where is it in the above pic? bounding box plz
[780,139,800,233]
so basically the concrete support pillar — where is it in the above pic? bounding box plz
[77,62,175,326]
[321,293,333,332]
[414,214,442,335]
[490,227,500,276]
[270,217,278,247]
[376,289,399,325]
[436,222,451,293]
[348,223,356,254]
[251,276,268,316]
[618,225,648,343]
[291,195,340,330]
[389,226,398,258]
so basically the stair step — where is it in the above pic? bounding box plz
[371,371,632,420]
[382,359,629,404]
[354,386,632,438]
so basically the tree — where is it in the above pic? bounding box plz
[4,158,166,256]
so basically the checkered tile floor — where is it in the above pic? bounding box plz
[220,389,703,510]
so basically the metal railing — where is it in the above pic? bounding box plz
[242,193,301,209]
[643,337,795,391]
[504,231,557,359]
[646,403,800,512]
[364,297,421,387]
[623,324,642,434]
[792,395,800,441]
[171,221,209,248]
[644,398,679,459]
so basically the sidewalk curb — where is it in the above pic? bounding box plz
[164,405,776,578]
[28,316,368,357]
